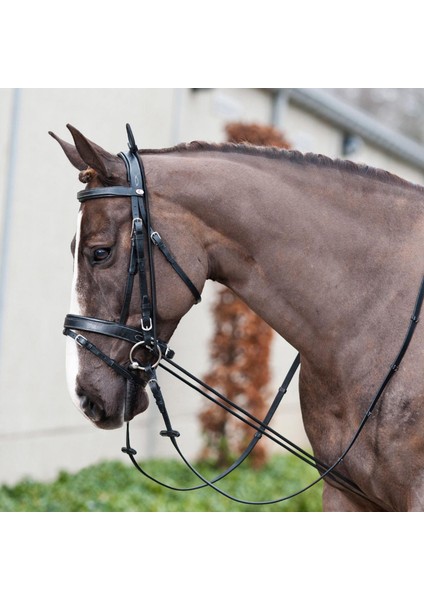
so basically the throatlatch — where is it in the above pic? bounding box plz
[64,124,424,505]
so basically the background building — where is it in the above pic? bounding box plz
[1,88,424,485]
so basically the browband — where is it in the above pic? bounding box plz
[77,186,139,201]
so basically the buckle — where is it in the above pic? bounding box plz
[141,317,153,332]
[74,334,87,347]
[157,340,175,360]
[151,231,162,245]
[131,217,143,235]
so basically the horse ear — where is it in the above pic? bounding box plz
[66,124,120,183]
[48,130,88,171]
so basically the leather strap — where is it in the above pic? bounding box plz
[66,329,136,381]
[151,232,201,304]
[77,186,138,201]
[64,314,175,359]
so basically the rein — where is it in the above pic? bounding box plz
[64,124,424,506]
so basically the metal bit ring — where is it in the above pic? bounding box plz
[129,341,162,371]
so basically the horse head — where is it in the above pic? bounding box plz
[51,125,207,429]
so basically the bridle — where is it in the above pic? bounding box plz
[64,124,424,506]
[64,124,201,423]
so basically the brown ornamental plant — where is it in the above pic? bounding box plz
[199,122,291,468]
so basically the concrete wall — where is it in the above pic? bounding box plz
[1,88,423,485]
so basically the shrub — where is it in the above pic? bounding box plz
[0,455,322,512]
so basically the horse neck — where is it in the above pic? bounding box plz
[145,150,424,367]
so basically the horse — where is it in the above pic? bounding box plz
[50,124,424,511]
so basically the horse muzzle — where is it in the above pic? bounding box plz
[76,378,149,430]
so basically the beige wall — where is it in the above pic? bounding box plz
[0,88,422,485]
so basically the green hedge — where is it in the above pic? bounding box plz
[0,454,323,512]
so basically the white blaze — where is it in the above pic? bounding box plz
[66,209,83,408]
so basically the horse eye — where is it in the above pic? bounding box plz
[93,248,111,262]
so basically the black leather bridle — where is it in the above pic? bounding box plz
[64,124,424,506]
[64,124,201,423]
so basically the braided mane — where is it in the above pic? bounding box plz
[141,141,423,192]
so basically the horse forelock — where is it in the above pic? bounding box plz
[140,141,424,194]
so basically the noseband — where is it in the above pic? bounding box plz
[64,124,424,506]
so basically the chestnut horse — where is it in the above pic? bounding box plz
[51,124,424,511]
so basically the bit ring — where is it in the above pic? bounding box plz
[129,341,162,371]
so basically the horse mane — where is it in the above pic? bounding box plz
[140,141,424,193]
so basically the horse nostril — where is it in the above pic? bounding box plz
[80,396,105,422]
